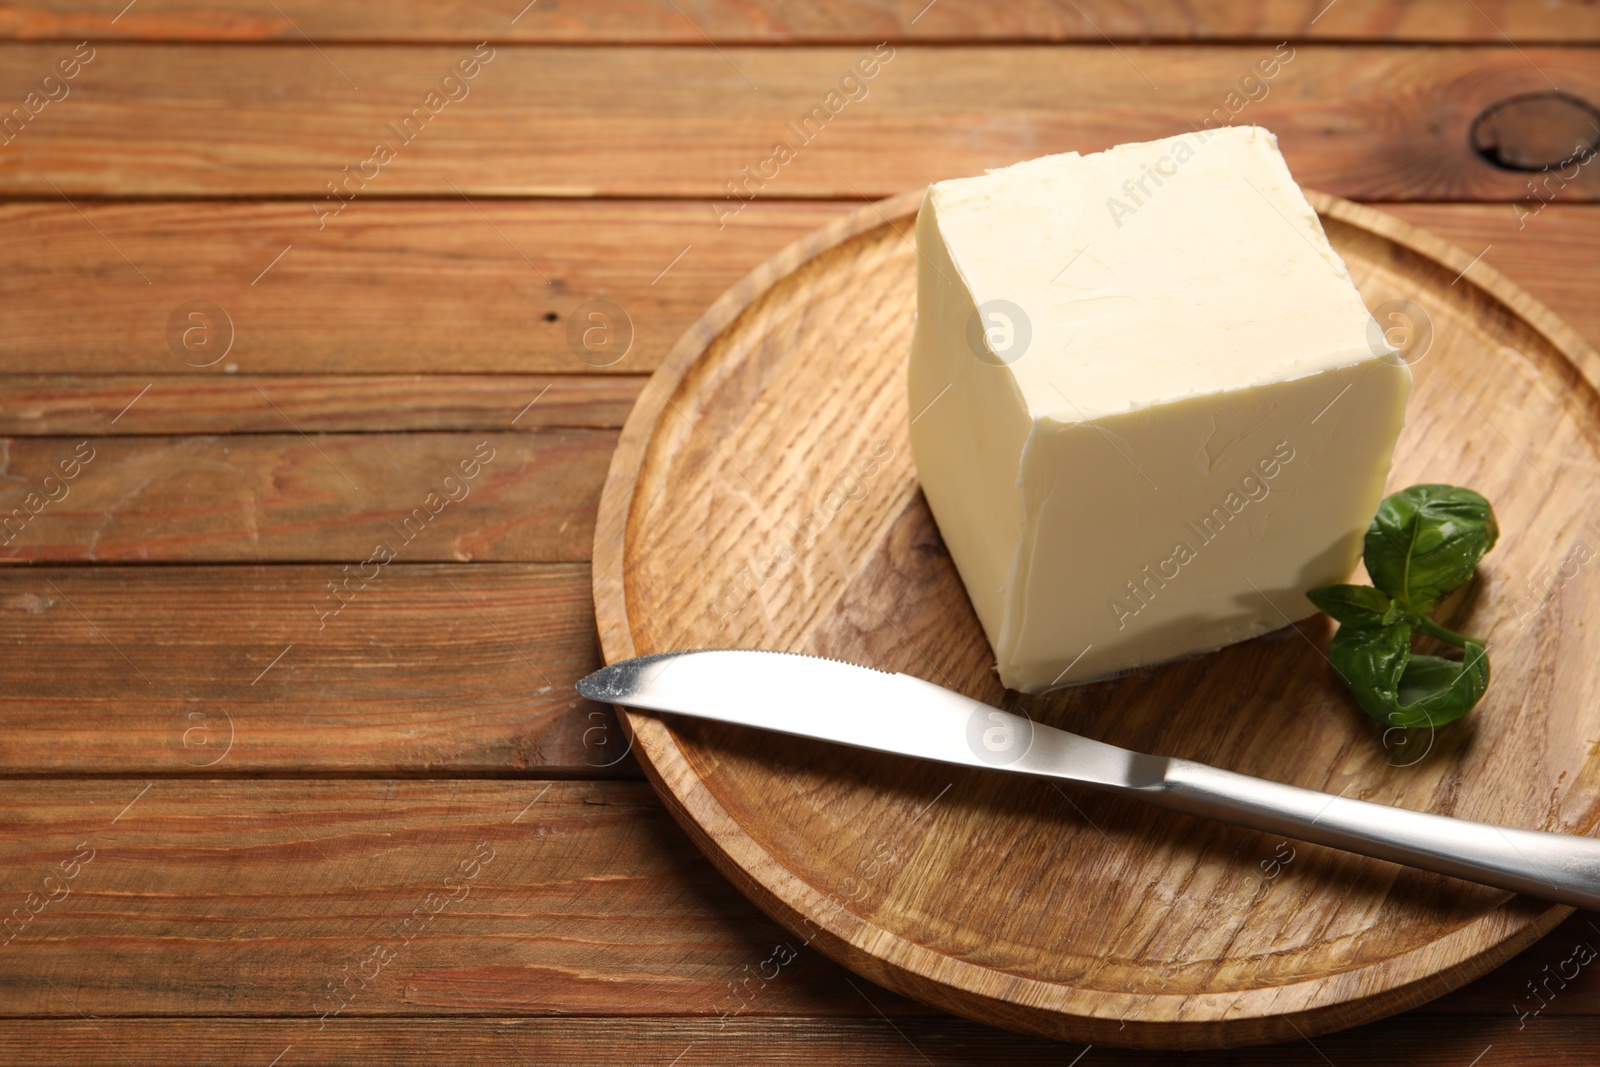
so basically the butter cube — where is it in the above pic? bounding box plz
[908,127,1411,692]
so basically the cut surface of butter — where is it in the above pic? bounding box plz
[908,126,1411,693]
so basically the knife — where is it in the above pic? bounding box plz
[579,649,1600,910]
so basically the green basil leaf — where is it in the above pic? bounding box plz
[1363,484,1498,614]
[1326,620,1412,723]
[1326,622,1490,730]
[1306,584,1392,629]
[1392,640,1490,728]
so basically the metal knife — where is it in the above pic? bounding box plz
[578,649,1600,910]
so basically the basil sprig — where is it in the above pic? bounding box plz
[1307,485,1498,730]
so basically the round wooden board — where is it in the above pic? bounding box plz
[592,190,1600,1048]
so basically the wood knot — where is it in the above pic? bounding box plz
[1471,91,1600,171]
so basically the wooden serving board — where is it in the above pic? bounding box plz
[592,190,1600,1048]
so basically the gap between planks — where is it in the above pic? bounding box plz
[0,375,647,435]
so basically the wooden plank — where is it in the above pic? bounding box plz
[0,375,646,435]
[0,779,922,1018]
[5,0,1597,43]
[0,778,1594,1031]
[0,200,839,375]
[2,45,1596,200]
[1387,204,1600,347]
[4,202,1597,379]
[0,565,634,776]
[0,1016,1595,1067]
[0,431,605,562]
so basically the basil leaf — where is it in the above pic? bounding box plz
[1393,641,1489,727]
[1306,584,1392,629]
[1363,484,1498,614]
[1326,625,1489,730]
[1308,483,1497,733]
[1327,620,1412,723]
[1394,654,1463,705]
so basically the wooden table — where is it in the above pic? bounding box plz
[1,2,1597,1062]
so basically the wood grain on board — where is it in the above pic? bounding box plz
[0,431,607,562]
[0,45,1596,200]
[591,191,1600,1046]
[0,565,628,776]
[1447,909,1600,1017]
[3,0,1597,43]
[3,202,1596,380]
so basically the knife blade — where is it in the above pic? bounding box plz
[578,649,1159,787]
[580,649,1600,910]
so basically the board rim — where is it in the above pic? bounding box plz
[591,188,1600,1047]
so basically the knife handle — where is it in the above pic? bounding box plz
[1135,758,1600,910]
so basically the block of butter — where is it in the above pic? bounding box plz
[908,126,1411,693]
